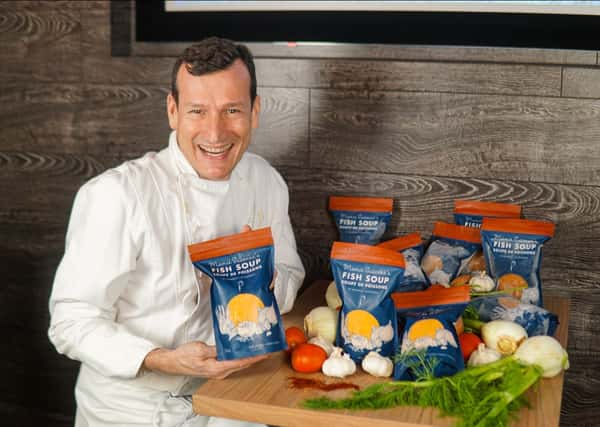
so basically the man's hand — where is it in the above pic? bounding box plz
[142,342,268,379]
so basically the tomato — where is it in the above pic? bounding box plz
[291,343,327,373]
[285,326,307,352]
[459,332,482,362]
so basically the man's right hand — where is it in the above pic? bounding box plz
[142,341,268,379]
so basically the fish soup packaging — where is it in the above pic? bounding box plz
[188,227,286,360]
[421,222,481,287]
[377,232,429,292]
[469,295,559,337]
[454,200,522,229]
[392,285,470,380]
[329,196,393,245]
[330,242,405,362]
[453,200,522,277]
[481,218,555,307]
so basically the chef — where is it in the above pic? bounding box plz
[48,37,305,427]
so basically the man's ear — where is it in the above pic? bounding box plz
[251,95,260,129]
[167,93,178,130]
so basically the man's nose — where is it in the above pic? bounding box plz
[204,112,224,143]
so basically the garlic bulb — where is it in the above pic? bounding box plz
[514,336,570,378]
[304,306,338,343]
[467,343,502,367]
[469,271,495,293]
[322,347,356,378]
[308,335,335,356]
[361,351,393,377]
[325,280,342,310]
[481,320,527,355]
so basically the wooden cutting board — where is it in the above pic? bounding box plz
[192,280,569,427]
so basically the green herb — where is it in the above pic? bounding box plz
[463,318,485,334]
[302,356,543,427]
[462,303,484,333]
[393,348,439,382]
[462,304,480,321]
[469,290,512,299]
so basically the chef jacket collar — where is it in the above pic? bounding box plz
[168,131,247,191]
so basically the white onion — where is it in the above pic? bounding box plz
[304,306,338,343]
[514,336,570,378]
[481,320,527,355]
[325,280,342,310]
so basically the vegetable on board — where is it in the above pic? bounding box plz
[303,355,544,427]
[304,306,338,344]
[291,343,327,373]
[459,332,483,362]
[285,326,307,353]
[321,347,357,378]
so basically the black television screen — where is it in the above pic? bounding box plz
[135,1,600,50]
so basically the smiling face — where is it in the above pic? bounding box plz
[167,59,260,180]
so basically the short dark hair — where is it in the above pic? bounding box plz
[171,37,257,107]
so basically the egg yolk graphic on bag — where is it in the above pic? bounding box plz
[401,317,458,353]
[407,319,445,341]
[498,296,521,309]
[346,310,380,338]
[227,293,265,326]
[497,273,528,299]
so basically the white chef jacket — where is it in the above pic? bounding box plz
[48,131,305,426]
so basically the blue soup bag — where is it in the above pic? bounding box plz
[392,285,470,380]
[453,200,522,277]
[329,196,393,245]
[454,199,522,229]
[188,227,286,360]
[469,295,559,337]
[481,218,555,307]
[377,232,429,292]
[330,242,405,363]
[421,222,481,287]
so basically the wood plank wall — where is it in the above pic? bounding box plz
[1,1,599,425]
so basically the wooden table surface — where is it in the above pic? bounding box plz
[193,280,569,427]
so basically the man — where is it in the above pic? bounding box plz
[48,37,305,426]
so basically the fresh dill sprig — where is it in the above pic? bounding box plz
[302,356,543,427]
[393,347,439,382]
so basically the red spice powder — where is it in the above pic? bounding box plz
[287,376,360,392]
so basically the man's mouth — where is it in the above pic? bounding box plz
[197,143,234,157]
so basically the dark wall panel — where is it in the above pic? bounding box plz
[81,7,172,84]
[0,82,81,151]
[257,59,562,95]
[309,90,600,186]
[0,7,82,83]
[563,67,600,98]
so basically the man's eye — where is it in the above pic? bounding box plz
[189,109,205,114]
[227,108,241,114]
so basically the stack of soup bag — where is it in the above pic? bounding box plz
[328,197,557,379]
